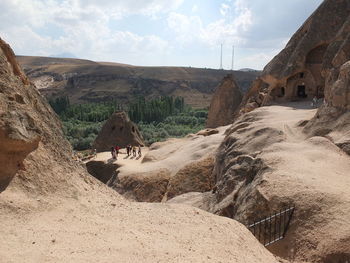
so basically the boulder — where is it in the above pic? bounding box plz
[93,111,144,152]
[206,74,242,128]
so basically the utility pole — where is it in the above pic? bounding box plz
[220,43,223,70]
[231,45,234,71]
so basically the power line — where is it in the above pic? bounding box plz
[220,43,223,70]
[231,45,234,71]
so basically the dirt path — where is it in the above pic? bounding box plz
[93,125,229,178]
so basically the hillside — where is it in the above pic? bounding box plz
[16,56,260,108]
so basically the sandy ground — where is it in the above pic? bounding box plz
[0,183,278,263]
[0,125,278,263]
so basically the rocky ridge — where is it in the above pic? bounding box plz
[17,56,260,108]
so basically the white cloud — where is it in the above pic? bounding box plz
[220,4,230,16]
[237,50,280,70]
[0,0,323,69]
[167,1,252,47]
[167,13,203,44]
[78,0,184,19]
[192,4,198,13]
[0,0,175,64]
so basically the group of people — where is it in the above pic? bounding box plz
[126,144,142,157]
[110,144,142,160]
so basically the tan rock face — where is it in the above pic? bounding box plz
[240,0,350,113]
[112,169,171,202]
[0,37,90,197]
[206,74,242,128]
[0,38,43,191]
[208,104,350,262]
[326,61,350,108]
[93,111,144,152]
[165,156,215,200]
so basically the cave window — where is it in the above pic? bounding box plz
[297,85,307,98]
[132,126,135,133]
[111,126,116,131]
[299,72,304,78]
[120,126,124,131]
[281,87,285,96]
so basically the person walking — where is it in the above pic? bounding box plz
[111,146,116,159]
[138,145,142,157]
[115,145,120,158]
[126,145,130,156]
[132,145,137,157]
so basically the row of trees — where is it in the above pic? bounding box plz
[128,96,185,123]
[49,95,206,150]
[49,97,124,122]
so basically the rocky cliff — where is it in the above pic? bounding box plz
[17,56,260,108]
[0,38,89,195]
[206,74,242,128]
[240,0,350,113]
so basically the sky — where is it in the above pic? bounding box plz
[0,0,323,70]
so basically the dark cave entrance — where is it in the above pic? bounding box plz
[297,85,307,98]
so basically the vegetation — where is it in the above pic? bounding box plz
[49,96,207,150]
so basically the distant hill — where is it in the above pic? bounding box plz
[17,56,260,108]
[238,68,260,72]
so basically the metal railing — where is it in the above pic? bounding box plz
[247,206,295,246]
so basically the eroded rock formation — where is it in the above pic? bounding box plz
[240,0,350,113]
[0,36,94,198]
[0,39,41,191]
[93,111,144,152]
[206,74,242,128]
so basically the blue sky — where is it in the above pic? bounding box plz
[0,0,323,69]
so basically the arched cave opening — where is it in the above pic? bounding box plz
[297,85,307,98]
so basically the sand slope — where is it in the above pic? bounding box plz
[0,185,278,263]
